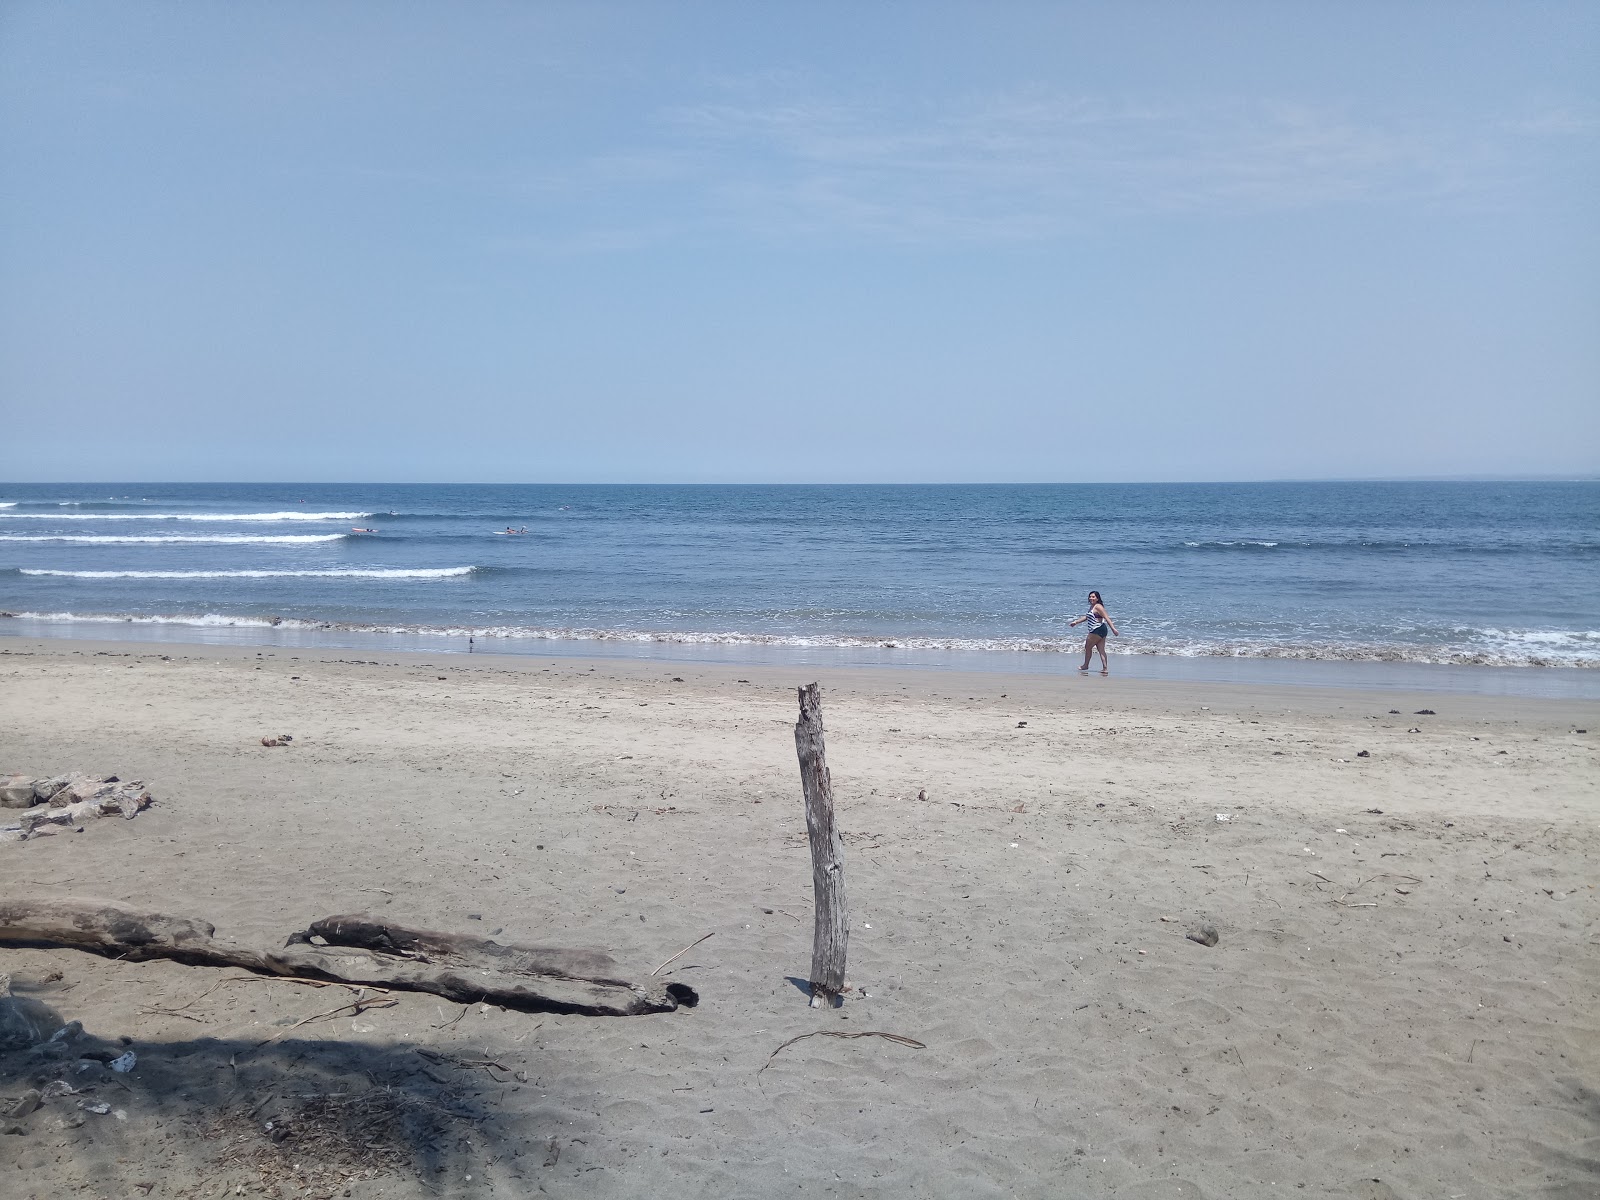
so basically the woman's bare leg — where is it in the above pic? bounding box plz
[1097,637,1109,674]
[1082,633,1104,672]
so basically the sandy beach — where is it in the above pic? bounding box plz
[1,636,1596,1199]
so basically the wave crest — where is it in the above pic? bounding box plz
[0,534,346,545]
[17,567,474,579]
[0,511,371,522]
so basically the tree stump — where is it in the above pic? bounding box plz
[794,682,847,1007]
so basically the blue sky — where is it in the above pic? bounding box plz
[2,2,1595,483]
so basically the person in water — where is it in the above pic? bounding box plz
[1068,590,1119,675]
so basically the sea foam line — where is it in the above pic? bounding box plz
[0,534,346,545]
[0,511,370,522]
[1,610,1594,667]
[18,567,473,579]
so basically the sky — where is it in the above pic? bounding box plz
[1,2,1596,483]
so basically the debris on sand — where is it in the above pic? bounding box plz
[0,773,153,845]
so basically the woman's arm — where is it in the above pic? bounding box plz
[1093,603,1119,635]
[1067,614,1085,627]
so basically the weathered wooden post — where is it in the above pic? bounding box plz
[794,682,847,1007]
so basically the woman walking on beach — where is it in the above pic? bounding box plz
[1069,590,1119,675]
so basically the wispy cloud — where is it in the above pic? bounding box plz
[498,85,1597,250]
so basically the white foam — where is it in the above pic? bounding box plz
[0,511,370,522]
[0,534,346,545]
[19,567,474,579]
[1476,626,1600,645]
[3,611,1595,668]
[4,611,292,629]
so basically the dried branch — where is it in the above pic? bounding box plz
[759,1030,927,1075]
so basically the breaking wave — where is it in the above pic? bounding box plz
[0,511,371,522]
[0,534,346,545]
[17,568,475,580]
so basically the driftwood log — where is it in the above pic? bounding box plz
[0,900,695,1017]
[794,682,848,1007]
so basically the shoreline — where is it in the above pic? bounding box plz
[4,618,1598,699]
[4,632,1598,726]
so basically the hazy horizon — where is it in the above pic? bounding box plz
[6,476,1598,489]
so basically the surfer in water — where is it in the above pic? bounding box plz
[1068,590,1119,675]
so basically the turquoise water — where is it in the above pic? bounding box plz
[2,482,1596,684]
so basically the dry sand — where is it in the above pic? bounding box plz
[1,636,1597,1199]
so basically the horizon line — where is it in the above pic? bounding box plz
[4,475,1598,488]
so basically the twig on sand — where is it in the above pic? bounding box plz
[224,973,388,995]
[759,1030,927,1075]
[140,972,376,1020]
[1328,872,1420,907]
[137,974,242,1019]
[248,995,397,1052]
[447,1057,516,1079]
[137,1005,208,1023]
[651,932,715,976]
[1227,1044,1252,1083]
[433,1001,473,1030]
[164,977,233,1011]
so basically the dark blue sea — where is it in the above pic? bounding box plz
[2,482,1596,695]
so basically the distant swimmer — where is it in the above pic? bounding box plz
[351,527,377,533]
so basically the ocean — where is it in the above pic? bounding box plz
[2,481,1596,696]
